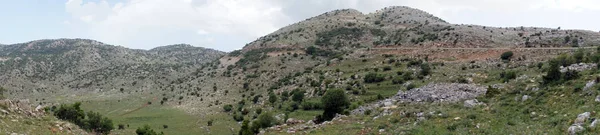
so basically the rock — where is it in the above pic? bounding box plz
[595,95,600,102]
[0,109,8,115]
[383,101,393,107]
[10,133,17,135]
[521,95,531,102]
[560,63,597,73]
[464,99,483,108]
[584,81,596,91]
[575,112,591,125]
[454,117,461,120]
[590,119,599,128]
[379,129,385,132]
[568,124,585,135]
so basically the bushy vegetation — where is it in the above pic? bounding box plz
[315,28,364,46]
[0,87,5,99]
[500,70,518,82]
[364,72,385,83]
[54,102,114,134]
[136,125,164,135]
[320,89,350,122]
[500,51,514,61]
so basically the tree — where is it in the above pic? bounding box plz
[573,49,585,63]
[83,111,114,134]
[118,124,125,130]
[306,46,317,55]
[364,72,385,83]
[256,112,277,129]
[55,102,85,125]
[136,125,164,135]
[268,93,277,104]
[420,63,431,76]
[500,51,514,61]
[239,120,253,135]
[543,59,562,85]
[223,104,233,112]
[321,89,350,122]
[280,91,289,101]
[291,90,304,102]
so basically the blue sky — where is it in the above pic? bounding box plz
[1,0,599,52]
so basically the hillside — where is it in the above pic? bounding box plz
[2,6,600,135]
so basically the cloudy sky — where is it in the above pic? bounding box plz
[1,0,599,51]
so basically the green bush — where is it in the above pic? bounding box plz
[500,70,518,82]
[420,63,431,76]
[321,89,350,122]
[301,101,323,110]
[391,77,404,84]
[364,72,385,83]
[291,90,305,102]
[500,51,514,60]
[135,125,164,135]
[82,111,114,134]
[256,112,277,129]
[223,104,233,112]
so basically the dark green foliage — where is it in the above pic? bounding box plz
[500,70,518,82]
[391,76,404,84]
[563,70,579,81]
[223,104,233,112]
[239,120,253,135]
[268,93,277,104]
[383,66,392,71]
[321,89,350,122]
[207,120,213,126]
[420,63,431,76]
[301,101,323,110]
[501,51,514,60]
[233,113,244,122]
[229,50,242,57]
[82,111,114,134]
[573,49,585,63]
[485,86,500,98]
[364,72,385,83]
[237,48,278,65]
[256,112,277,129]
[315,28,364,46]
[118,124,125,130]
[135,125,164,135]
[54,103,114,134]
[305,46,339,57]
[402,71,414,80]
[370,29,387,37]
[280,91,289,101]
[543,59,563,85]
[291,90,305,102]
[406,83,417,90]
[55,102,85,124]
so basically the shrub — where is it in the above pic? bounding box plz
[321,89,350,122]
[500,70,518,82]
[163,125,168,129]
[256,112,277,129]
[55,102,85,124]
[207,120,213,126]
[543,59,562,85]
[291,90,305,102]
[383,66,392,71]
[420,63,431,76]
[0,87,4,99]
[406,83,417,90]
[223,104,233,112]
[301,101,323,110]
[391,77,404,84]
[82,111,114,134]
[118,124,125,130]
[500,51,514,60]
[269,93,277,104]
[135,125,164,135]
[239,120,253,135]
[364,72,385,83]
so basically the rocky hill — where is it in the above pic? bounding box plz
[0,39,224,100]
[242,6,600,53]
[3,6,600,135]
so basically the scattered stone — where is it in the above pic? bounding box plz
[584,80,596,91]
[394,83,487,103]
[454,117,461,120]
[568,124,584,135]
[575,112,590,125]
[379,129,385,132]
[596,96,600,102]
[464,99,484,108]
[560,63,597,73]
[522,95,531,102]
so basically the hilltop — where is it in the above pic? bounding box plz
[2,6,600,135]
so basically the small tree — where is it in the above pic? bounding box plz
[239,120,253,135]
[83,111,114,134]
[500,51,514,61]
[543,59,562,85]
[223,104,233,112]
[364,72,385,83]
[420,63,431,76]
[118,124,125,130]
[291,90,304,102]
[256,112,277,128]
[268,93,277,105]
[135,125,164,135]
[321,89,350,122]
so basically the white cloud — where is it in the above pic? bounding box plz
[65,0,600,51]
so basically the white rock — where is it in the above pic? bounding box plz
[568,124,585,135]
[464,99,483,108]
[383,101,393,107]
[590,119,599,128]
[521,95,531,101]
[379,129,385,132]
[595,95,600,102]
[575,112,591,124]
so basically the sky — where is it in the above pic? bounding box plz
[0,0,599,52]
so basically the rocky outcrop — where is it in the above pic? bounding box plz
[560,63,597,73]
[569,112,593,135]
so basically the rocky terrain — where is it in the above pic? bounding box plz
[1,6,600,135]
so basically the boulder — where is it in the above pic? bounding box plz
[575,112,591,125]
[590,119,599,128]
[595,95,600,102]
[464,99,483,108]
[568,124,585,135]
